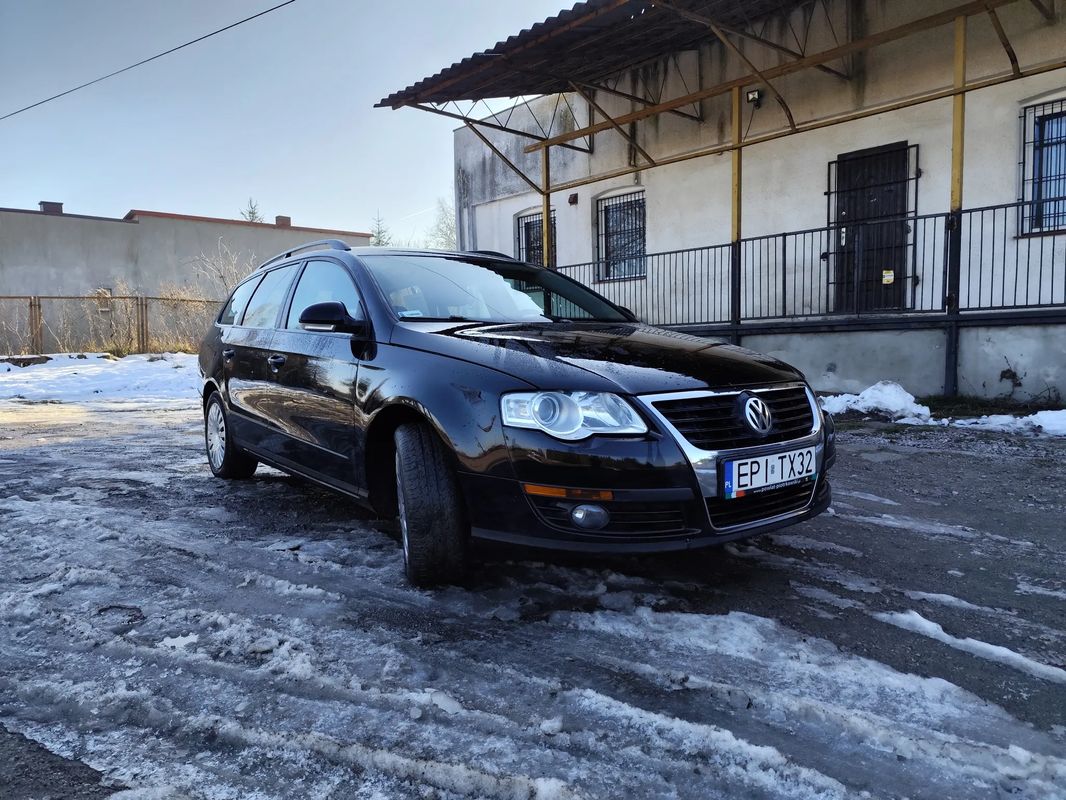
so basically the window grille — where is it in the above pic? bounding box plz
[597,191,646,279]
[1021,100,1066,234]
[515,210,556,267]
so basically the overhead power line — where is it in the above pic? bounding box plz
[0,0,297,123]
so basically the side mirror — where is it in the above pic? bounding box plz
[298,301,367,336]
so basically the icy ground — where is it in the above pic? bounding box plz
[1,365,1065,798]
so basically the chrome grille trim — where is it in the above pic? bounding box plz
[635,383,824,508]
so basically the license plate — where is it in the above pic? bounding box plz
[722,446,816,499]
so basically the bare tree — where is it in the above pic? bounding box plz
[369,212,392,247]
[240,197,264,223]
[428,197,457,250]
[190,237,257,296]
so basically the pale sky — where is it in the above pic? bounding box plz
[0,0,566,241]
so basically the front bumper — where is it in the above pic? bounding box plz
[460,382,835,553]
[459,471,831,553]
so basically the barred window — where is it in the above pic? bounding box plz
[597,191,646,279]
[1021,100,1066,234]
[515,210,556,267]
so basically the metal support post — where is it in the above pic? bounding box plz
[29,297,44,354]
[541,147,553,268]
[729,87,743,337]
[944,16,967,396]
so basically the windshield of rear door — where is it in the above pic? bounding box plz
[359,254,630,324]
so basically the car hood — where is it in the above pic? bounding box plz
[389,321,803,394]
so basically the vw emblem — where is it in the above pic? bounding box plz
[742,395,773,436]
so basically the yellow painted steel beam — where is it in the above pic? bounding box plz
[951,16,967,211]
[731,86,742,242]
[523,0,1020,153]
[986,6,1021,77]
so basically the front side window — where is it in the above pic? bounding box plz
[218,275,262,325]
[241,265,297,328]
[361,254,628,323]
[286,260,364,329]
[515,210,557,267]
[1022,101,1066,233]
[597,191,646,279]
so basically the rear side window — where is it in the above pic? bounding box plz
[218,276,261,325]
[241,265,298,328]
[286,260,364,329]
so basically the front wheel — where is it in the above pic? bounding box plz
[204,393,258,479]
[394,423,468,587]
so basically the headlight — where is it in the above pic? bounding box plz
[501,391,648,441]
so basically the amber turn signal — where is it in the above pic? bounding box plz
[522,483,614,501]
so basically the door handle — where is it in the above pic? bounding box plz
[221,348,235,360]
[267,354,287,371]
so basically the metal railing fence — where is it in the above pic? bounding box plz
[0,295,221,356]
[557,198,1065,325]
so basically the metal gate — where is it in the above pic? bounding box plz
[827,143,920,313]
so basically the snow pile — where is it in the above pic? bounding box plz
[952,409,1066,436]
[820,380,1066,436]
[820,381,932,422]
[0,353,200,408]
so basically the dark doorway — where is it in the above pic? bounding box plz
[828,142,916,312]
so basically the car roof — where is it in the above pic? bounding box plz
[243,245,532,285]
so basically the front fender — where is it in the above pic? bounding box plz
[358,345,535,482]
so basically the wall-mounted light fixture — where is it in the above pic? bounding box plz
[567,193,579,205]
[746,89,763,109]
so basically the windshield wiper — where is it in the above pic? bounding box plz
[399,315,489,323]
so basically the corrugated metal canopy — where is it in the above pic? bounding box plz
[376,0,810,108]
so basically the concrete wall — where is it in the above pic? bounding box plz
[743,329,949,396]
[738,324,1066,402]
[957,325,1066,400]
[0,208,371,298]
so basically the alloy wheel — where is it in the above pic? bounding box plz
[207,402,226,470]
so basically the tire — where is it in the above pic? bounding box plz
[204,392,258,479]
[394,422,468,587]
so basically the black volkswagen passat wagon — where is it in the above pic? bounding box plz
[200,240,835,586]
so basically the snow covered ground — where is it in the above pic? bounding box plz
[1,361,1065,798]
[821,380,1066,435]
[0,353,200,410]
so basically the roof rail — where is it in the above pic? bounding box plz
[257,239,351,271]
[465,249,516,260]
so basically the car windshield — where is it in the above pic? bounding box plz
[360,254,629,324]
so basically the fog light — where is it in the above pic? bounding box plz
[571,504,609,530]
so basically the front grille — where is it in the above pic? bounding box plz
[705,479,816,530]
[528,497,689,537]
[652,385,815,451]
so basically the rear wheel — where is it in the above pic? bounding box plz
[394,422,468,587]
[205,393,258,479]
